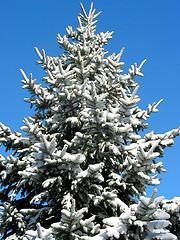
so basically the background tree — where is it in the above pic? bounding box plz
[0,3,179,240]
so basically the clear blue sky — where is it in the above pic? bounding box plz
[0,0,180,199]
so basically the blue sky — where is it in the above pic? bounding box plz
[0,0,180,199]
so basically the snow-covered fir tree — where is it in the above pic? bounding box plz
[0,3,179,240]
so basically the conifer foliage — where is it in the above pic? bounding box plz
[0,3,179,240]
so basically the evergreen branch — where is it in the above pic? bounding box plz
[116,47,125,63]
[80,3,88,19]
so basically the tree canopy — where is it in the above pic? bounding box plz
[0,3,179,240]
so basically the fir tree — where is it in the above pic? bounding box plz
[0,3,179,240]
